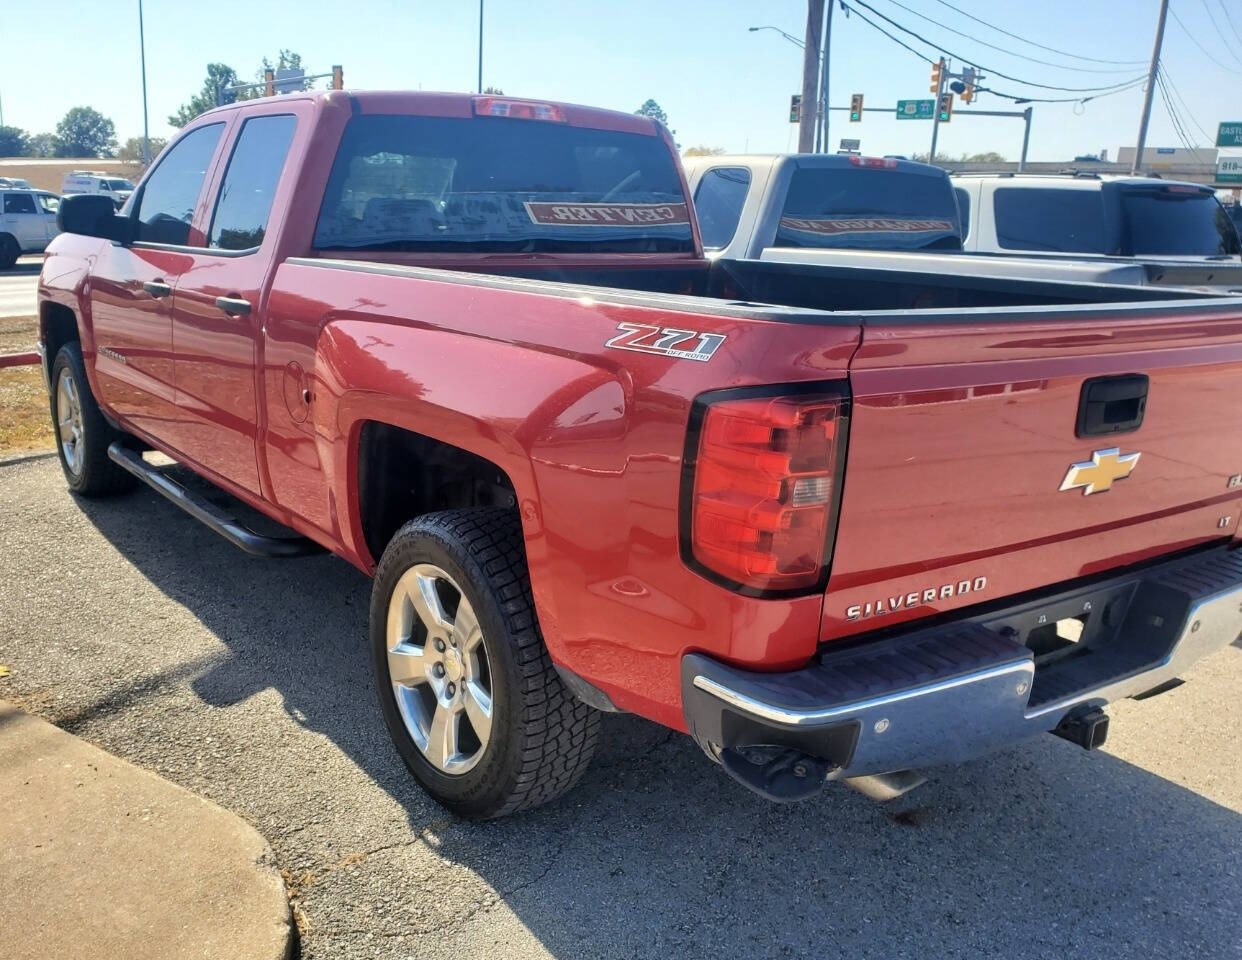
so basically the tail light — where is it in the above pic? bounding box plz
[849,156,898,169]
[682,384,850,595]
[472,97,567,122]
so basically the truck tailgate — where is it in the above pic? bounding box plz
[822,299,1242,641]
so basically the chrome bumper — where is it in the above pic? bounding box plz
[35,341,49,393]
[682,546,1242,779]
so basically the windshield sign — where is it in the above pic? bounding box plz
[775,167,962,251]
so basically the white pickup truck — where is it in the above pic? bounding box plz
[682,155,1242,290]
[953,173,1242,289]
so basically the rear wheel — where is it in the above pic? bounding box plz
[370,508,599,818]
[49,343,136,496]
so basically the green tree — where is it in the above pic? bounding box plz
[964,151,1006,163]
[168,63,243,127]
[683,145,725,157]
[0,126,29,157]
[634,98,668,126]
[54,107,117,158]
[26,132,58,157]
[482,86,504,95]
[117,135,168,164]
[257,49,314,93]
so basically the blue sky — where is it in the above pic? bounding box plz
[4,0,1239,161]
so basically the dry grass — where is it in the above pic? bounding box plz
[0,315,38,355]
[0,160,142,194]
[0,365,52,458]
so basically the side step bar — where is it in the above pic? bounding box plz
[107,442,323,558]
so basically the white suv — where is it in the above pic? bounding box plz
[1,189,61,268]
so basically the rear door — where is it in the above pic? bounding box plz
[89,122,227,436]
[166,108,300,496]
[823,301,1242,640]
[2,192,43,251]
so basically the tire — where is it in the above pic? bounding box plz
[0,235,18,270]
[370,508,599,819]
[49,343,137,497]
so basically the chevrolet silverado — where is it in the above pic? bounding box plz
[38,90,1242,817]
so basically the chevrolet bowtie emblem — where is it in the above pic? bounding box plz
[1060,448,1140,495]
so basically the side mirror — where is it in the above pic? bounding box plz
[57,193,135,244]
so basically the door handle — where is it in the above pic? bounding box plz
[215,295,252,318]
[142,280,172,298]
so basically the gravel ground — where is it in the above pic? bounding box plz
[1,454,1239,960]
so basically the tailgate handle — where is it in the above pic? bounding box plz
[1076,374,1148,438]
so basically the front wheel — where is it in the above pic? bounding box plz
[370,508,599,819]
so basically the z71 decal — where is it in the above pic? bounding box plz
[604,322,726,362]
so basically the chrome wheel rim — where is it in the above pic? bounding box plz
[56,366,84,477]
[386,563,493,775]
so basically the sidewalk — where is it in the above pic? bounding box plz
[0,702,293,960]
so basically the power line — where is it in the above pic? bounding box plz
[1218,0,1242,45]
[840,2,1149,104]
[845,0,1149,92]
[924,0,1148,65]
[1168,3,1242,74]
[872,0,1140,73]
[1154,68,1207,164]
[1198,0,1242,66]
[1158,63,1215,144]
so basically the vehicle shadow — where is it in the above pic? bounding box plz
[71,483,1241,960]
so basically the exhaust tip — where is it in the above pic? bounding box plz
[843,769,928,802]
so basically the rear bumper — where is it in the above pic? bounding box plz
[682,545,1242,778]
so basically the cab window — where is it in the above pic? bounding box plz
[135,123,224,245]
[693,167,751,250]
[4,193,37,214]
[208,115,297,250]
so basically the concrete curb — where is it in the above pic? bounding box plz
[0,702,294,960]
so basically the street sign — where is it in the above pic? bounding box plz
[896,99,935,120]
[1219,157,1242,184]
[839,138,860,152]
[1217,122,1242,147]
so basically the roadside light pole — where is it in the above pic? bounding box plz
[798,0,824,153]
[1131,0,1170,174]
[477,0,484,95]
[138,0,151,165]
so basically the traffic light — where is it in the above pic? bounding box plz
[849,93,864,122]
[961,66,976,104]
[938,92,954,122]
[332,65,344,90]
[790,94,802,123]
[264,68,275,98]
[929,58,944,93]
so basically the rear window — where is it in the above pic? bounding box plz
[774,167,961,251]
[313,115,693,253]
[694,166,751,250]
[994,187,1106,254]
[1119,188,1240,256]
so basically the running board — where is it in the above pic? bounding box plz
[107,442,323,558]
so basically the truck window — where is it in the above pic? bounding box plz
[954,186,971,240]
[774,166,962,251]
[208,115,297,251]
[4,193,37,214]
[994,187,1106,254]
[694,167,751,249]
[135,123,224,246]
[1118,187,1241,256]
[314,115,693,254]
[37,193,59,214]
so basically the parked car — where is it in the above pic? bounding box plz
[40,91,1242,819]
[953,172,1242,287]
[682,154,1240,288]
[0,176,34,189]
[1,188,60,267]
[60,171,135,210]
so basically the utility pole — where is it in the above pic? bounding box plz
[138,0,151,165]
[799,0,824,153]
[477,0,484,94]
[1131,0,1169,174]
[817,0,833,153]
[929,57,947,164]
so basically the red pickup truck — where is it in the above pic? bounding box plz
[39,91,1242,817]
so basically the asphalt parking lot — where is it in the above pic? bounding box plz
[1,453,1239,960]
